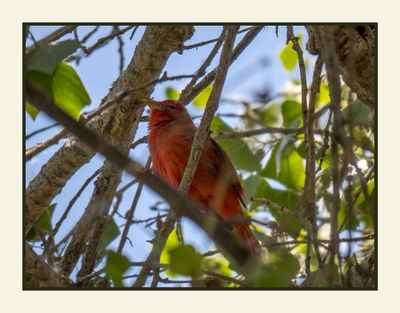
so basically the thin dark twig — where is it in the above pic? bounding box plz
[47,168,101,254]
[26,123,59,140]
[114,26,125,75]
[214,126,306,139]
[117,158,151,254]
[79,26,134,56]
[129,26,139,40]
[183,26,256,50]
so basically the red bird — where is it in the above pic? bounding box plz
[145,98,261,255]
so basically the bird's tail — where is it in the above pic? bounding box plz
[234,223,262,256]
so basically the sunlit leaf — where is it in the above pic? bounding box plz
[279,34,303,71]
[26,101,40,120]
[26,62,91,120]
[316,80,330,106]
[193,84,213,108]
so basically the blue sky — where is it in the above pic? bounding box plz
[26,25,313,285]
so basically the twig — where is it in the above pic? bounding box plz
[117,158,151,254]
[183,26,256,50]
[287,26,307,124]
[46,168,101,254]
[130,136,148,150]
[214,126,305,139]
[302,55,324,275]
[129,26,139,40]
[26,123,59,140]
[78,26,134,56]
[114,26,125,75]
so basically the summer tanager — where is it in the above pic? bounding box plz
[145,97,261,255]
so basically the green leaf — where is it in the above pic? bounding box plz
[51,63,91,119]
[242,175,264,205]
[160,228,181,277]
[258,102,281,127]
[249,249,300,287]
[105,251,130,287]
[279,35,303,72]
[27,39,80,74]
[26,62,91,120]
[255,180,303,238]
[98,218,120,251]
[193,84,213,108]
[26,101,40,120]
[281,100,302,128]
[280,42,297,71]
[26,203,56,241]
[279,147,305,189]
[165,86,180,100]
[316,80,330,106]
[342,99,373,126]
[169,245,202,277]
[211,117,261,172]
[261,144,305,189]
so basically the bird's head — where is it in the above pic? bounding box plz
[143,97,192,130]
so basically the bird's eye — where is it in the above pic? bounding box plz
[168,104,176,110]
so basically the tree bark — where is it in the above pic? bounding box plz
[306,25,375,107]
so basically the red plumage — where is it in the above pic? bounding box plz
[146,98,261,255]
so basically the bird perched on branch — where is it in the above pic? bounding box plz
[144,97,261,255]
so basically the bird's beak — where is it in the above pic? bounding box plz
[142,97,162,111]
